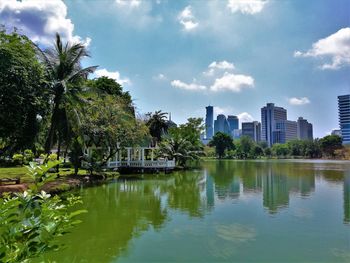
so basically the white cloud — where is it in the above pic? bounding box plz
[171,80,206,91]
[294,27,350,70]
[227,0,268,15]
[95,69,131,85]
[115,0,141,8]
[204,60,235,76]
[0,0,90,46]
[214,106,234,115]
[153,73,167,81]
[210,72,254,92]
[238,112,254,122]
[288,97,310,105]
[178,6,199,31]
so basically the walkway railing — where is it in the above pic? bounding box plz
[107,159,175,169]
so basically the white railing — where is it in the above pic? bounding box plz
[107,159,175,169]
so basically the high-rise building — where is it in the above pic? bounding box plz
[274,120,298,144]
[242,121,261,142]
[205,106,214,139]
[261,103,287,146]
[297,117,313,140]
[214,114,230,135]
[227,115,239,134]
[338,95,350,145]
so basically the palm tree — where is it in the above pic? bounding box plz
[38,33,97,156]
[146,110,169,143]
[158,133,203,167]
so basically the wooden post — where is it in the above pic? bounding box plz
[151,149,154,161]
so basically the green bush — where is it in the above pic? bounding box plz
[12,153,24,165]
[0,161,87,262]
[48,153,58,161]
[23,149,34,164]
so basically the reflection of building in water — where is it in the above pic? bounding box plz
[229,176,240,199]
[214,176,240,200]
[287,174,315,197]
[242,170,263,193]
[263,168,289,214]
[344,172,350,224]
[205,169,215,208]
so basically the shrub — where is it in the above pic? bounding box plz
[12,153,24,165]
[23,149,34,164]
[48,153,58,161]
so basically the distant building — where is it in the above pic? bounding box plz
[166,113,177,129]
[227,115,239,134]
[233,129,242,139]
[261,103,287,146]
[242,121,261,142]
[297,117,313,140]
[274,120,298,144]
[338,95,350,145]
[214,114,230,135]
[331,129,342,136]
[205,106,214,139]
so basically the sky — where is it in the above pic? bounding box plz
[0,0,349,138]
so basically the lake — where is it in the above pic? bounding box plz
[39,160,350,263]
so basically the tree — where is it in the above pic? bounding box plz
[0,30,49,153]
[168,118,204,148]
[209,132,234,158]
[38,33,97,156]
[272,143,290,158]
[86,76,133,114]
[146,111,169,143]
[319,135,343,158]
[77,95,149,173]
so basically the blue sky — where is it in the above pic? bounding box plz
[1,0,349,137]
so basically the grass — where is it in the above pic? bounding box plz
[0,166,88,184]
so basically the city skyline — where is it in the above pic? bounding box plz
[0,0,349,138]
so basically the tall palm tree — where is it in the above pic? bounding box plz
[38,33,97,156]
[146,110,169,143]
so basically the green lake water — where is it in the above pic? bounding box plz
[39,160,350,263]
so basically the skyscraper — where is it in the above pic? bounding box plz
[242,121,261,142]
[205,106,214,139]
[214,114,230,135]
[274,120,298,144]
[338,95,350,145]
[261,103,287,146]
[227,115,239,134]
[297,117,313,140]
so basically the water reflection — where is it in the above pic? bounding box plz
[344,172,350,224]
[203,160,349,220]
[41,160,350,263]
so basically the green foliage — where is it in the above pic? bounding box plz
[0,161,86,263]
[39,33,97,155]
[146,111,169,143]
[209,132,234,158]
[319,135,343,157]
[158,118,204,167]
[0,30,49,153]
[23,149,34,163]
[12,153,24,165]
[272,143,290,158]
[79,95,149,171]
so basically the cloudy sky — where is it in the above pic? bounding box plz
[1,0,349,137]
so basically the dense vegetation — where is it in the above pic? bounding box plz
[206,134,349,160]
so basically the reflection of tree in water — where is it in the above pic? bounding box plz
[166,171,206,218]
[207,161,240,200]
[40,180,168,263]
